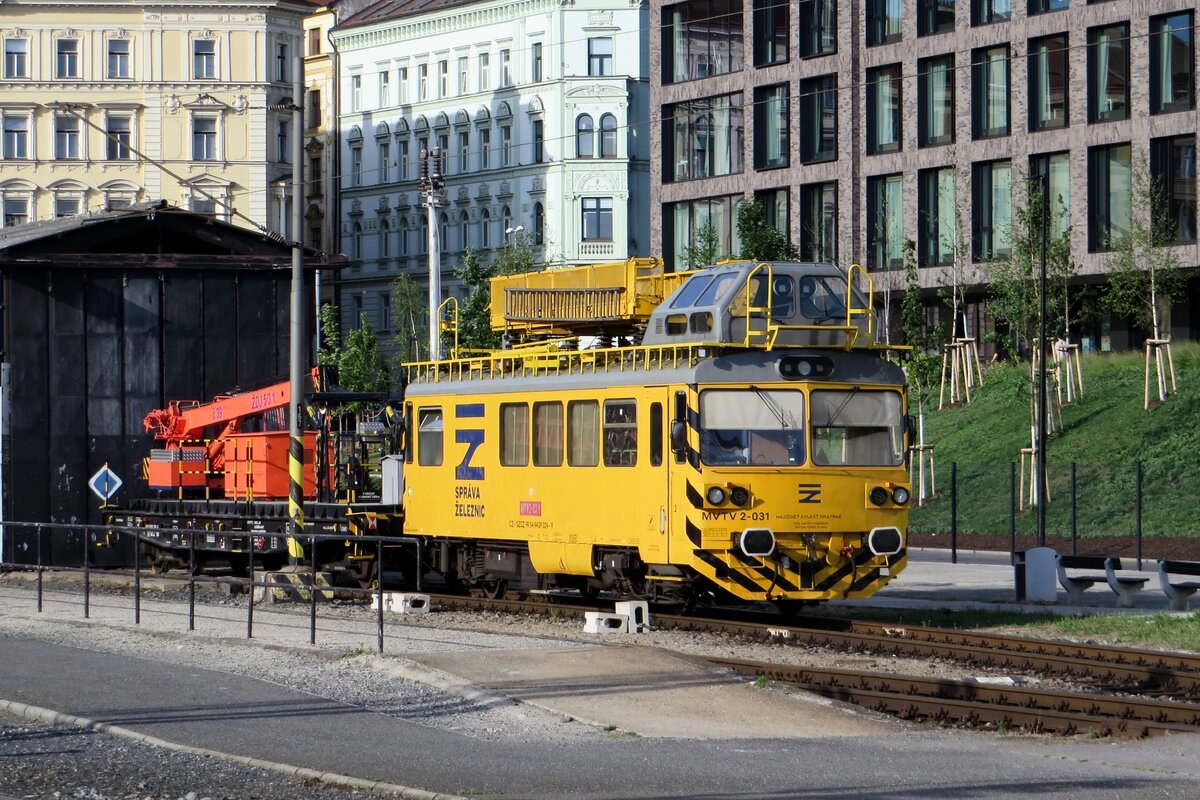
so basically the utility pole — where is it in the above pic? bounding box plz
[1036,169,1048,548]
[419,148,446,361]
[288,53,306,549]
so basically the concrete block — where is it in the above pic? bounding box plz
[254,570,335,604]
[371,592,431,614]
[583,611,629,634]
[614,600,650,632]
[1023,547,1058,603]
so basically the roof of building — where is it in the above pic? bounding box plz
[336,0,483,30]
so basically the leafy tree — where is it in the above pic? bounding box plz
[900,239,946,420]
[492,229,540,276]
[317,303,390,392]
[1103,155,1186,341]
[456,247,501,351]
[389,274,428,367]
[736,200,798,261]
[682,221,722,268]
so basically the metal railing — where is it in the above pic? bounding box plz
[0,520,423,653]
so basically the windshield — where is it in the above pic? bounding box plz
[699,389,805,466]
[810,389,903,467]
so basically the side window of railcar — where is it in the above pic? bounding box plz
[602,399,637,467]
[809,390,903,466]
[404,402,414,463]
[417,407,443,466]
[533,401,564,466]
[567,400,599,467]
[650,402,663,467]
[500,403,529,466]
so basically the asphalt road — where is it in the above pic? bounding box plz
[2,635,1200,799]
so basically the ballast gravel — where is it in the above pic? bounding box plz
[0,573,1064,799]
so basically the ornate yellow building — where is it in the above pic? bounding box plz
[0,0,315,233]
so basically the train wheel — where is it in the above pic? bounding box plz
[481,579,507,600]
[353,560,379,590]
[147,551,171,575]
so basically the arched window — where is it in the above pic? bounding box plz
[399,219,409,255]
[600,114,617,158]
[575,114,594,158]
[459,210,470,250]
[534,202,545,244]
[380,218,391,259]
[502,205,512,234]
[481,209,491,248]
[419,216,428,254]
[350,221,363,260]
[439,212,449,252]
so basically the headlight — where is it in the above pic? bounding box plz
[729,485,750,506]
[891,486,910,506]
[706,486,727,505]
[869,486,889,506]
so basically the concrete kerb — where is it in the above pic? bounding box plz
[0,696,470,800]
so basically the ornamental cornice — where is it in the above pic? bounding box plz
[335,0,560,51]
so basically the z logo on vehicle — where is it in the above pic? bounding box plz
[455,403,485,481]
[797,483,822,504]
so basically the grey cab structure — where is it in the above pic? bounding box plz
[642,261,875,349]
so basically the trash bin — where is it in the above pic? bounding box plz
[1017,546,1058,603]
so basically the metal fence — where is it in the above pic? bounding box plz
[0,520,422,653]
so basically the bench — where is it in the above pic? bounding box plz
[1158,560,1200,611]
[1056,555,1148,608]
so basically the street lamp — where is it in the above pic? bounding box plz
[505,225,525,236]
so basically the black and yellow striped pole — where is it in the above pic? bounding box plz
[287,53,306,561]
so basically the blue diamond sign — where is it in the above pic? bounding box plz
[89,465,124,503]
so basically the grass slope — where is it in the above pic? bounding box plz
[907,342,1200,540]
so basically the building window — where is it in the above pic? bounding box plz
[478,53,489,90]
[481,209,491,248]
[1150,135,1197,244]
[866,64,901,155]
[107,114,132,160]
[1087,143,1130,251]
[350,221,363,260]
[971,0,1009,25]
[576,114,594,158]
[378,292,392,332]
[277,121,289,163]
[350,74,362,111]
[480,128,490,169]
[399,67,409,103]
[107,39,130,78]
[3,198,30,227]
[3,114,30,159]
[800,182,837,262]
[663,0,745,83]
[439,212,449,253]
[1029,34,1068,131]
[531,42,543,82]
[798,0,836,58]
[398,219,408,255]
[458,130,470,172]
[55,196,80,217]
[598,114,617,158]
[192,116,218,160]
[307,28,321,56]
[918,167,956,266]
[458,56,468,94]
[56,39,79,78]
[1028,0,1066,14]
[54,116,80,159]
[193,39,216,79]
[307,89,321,129]
[755,187,789,239]
[972,45,1009,138]
[972,159,1011,260]
[350,145,362,186]
[275,42,289,83]
[866,0,902,47]
[417,64,428,100]
[375,139,388,181]
[4,39,28,78]
[588,37,613,76]
[438,60,448,97]
[753,0,787,66]
[582,197,613,241]
[663,93,745,181]
[378,71,390,107]
[1030,150,1071,238]
[753,84,788,169]
[534,202,544,244]
[799,74,836,163]
[309,154,323,195]
[500,124,511,166]
[1088,23,1129,123]
[918,0,955,36]
[500,49,511,86]
[1150,12,1194,116]
[530,120,543,163]
[867,173,903,269]
[397,141,408,181]
[918,55,954,147]
[666,193,743,269]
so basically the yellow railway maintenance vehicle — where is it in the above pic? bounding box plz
[399,258,911,610]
